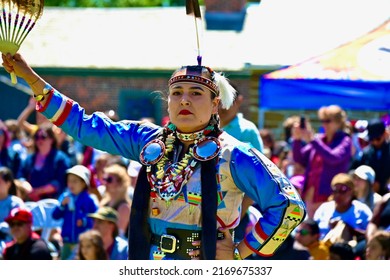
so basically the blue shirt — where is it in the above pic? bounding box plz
[222,113,264,152]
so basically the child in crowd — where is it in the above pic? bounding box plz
[328,242,355,260]
[295,218,330,260]
[365,230,390,260]
[77,229,107,260]
[52,165,98,259]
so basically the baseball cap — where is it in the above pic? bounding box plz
[88,207,118,223]
[66,165,91,188]
[5,207,33,224]
[354,165,375,184]
[367,119,385,141]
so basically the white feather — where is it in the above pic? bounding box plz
[213,72,236,109]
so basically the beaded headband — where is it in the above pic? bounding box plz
[168,74,219,96]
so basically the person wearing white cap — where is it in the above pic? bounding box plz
[351,118,389,196]
[52,165,98,260]
[352,165,382,211]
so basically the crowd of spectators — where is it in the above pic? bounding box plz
[0,97,389,260]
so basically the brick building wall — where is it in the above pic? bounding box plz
[36,70,252,125]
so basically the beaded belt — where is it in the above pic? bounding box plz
[151,228,227,260]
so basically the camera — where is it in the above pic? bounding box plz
[300,115,306,129]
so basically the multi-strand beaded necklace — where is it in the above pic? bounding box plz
[140,123,221,215]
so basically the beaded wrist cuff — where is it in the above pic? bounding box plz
[34,84,53,102]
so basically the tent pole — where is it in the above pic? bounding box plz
[258,108,265,129]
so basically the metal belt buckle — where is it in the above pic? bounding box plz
[160,234,177,253]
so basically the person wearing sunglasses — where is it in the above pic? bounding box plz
[350,118,390,196]
[291,105,352,218]
[2,207,52,260]
[99,164,132,239]
[294,218,330,260]
[1,52,306,260]
[17,123,71,201]
[314,173,372,245]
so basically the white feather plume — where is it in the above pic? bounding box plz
[213,72,237,109]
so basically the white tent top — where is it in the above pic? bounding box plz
[16,0,390,71]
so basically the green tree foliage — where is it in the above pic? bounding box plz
[44,0,206,7]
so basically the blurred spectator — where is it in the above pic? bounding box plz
[295,218,330,260]
[351,118,390,195]
[99,164,132,238]
[18,123,71,201]
[0,121,22,176]
[314,173,372,242]
[2,207,52,260]
[350,119,369,161]
[328,242,355,260]
[366,192,390,241]
[365,230,390,260]
[280,115,305,178]
[89,206,128,260]
[283,115,300,145]
[0,167,25,249]
[352,165,382,211]
[76,229,107,260]
[14,179,32,201]
[288,174,305,196]
[52,125,79,167]
[0,167,24,222]
[4,119,29,162]
[52,165,98,260]
[253,235,310,260]
[260,128,288,168]
[292,105,352,218]
[218,89,263,152]
[127,160,141,192]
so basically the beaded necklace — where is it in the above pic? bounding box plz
[140,123,220,214]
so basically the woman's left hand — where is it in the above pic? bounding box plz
[188,228,235,260]
[215,228,235,260]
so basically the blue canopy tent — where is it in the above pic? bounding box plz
[259,19,390,128]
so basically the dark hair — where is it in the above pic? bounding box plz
[303,218,320,235]
[330,242,355,260]
[77,229,107,260]
[33,123,57,151]
[0,127,11,150]
[0,167,17,196]
[369,230,390,259]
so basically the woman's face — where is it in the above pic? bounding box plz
[352,175,367,197]
[80,239,97,260]
[103,173,123,195]
[34,130,53,150]
[319,116,340,136]
[332,184,353,207]
[365,238,385,260]
[167,82,219,133]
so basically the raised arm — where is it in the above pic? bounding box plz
[2,53,48,105]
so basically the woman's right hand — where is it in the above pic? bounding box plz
[61,196,70,206]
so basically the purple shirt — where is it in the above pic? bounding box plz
[293,131,352,201]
